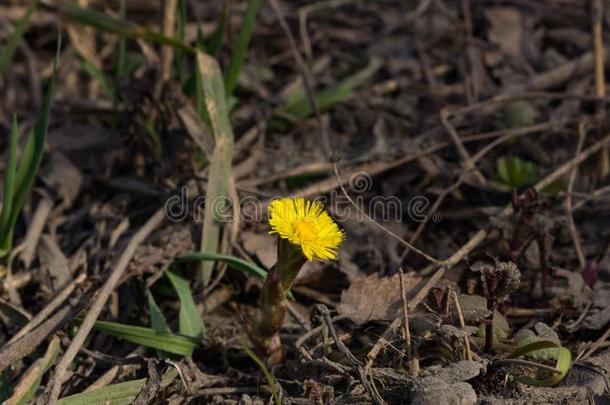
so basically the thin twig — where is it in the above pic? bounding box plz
[316,305,385,405]
[84,348,146,392]
[593,0,606,100]
[47,209,165,404]
[295,315,347,349]
[397,268,412,360]
[461,0,478,102]
[494,358,562,374]
[0,305,75,373]
[398,268,419,377]
[5,335,61,405]
[502,47,610,94]
[8,273,86,345]
[419,132,610,275]
[566,121,588,271]
[18,196,53,268]
[269,0,332,159]
[408,132,610,273]
[440,108,486,184]
[581,321,610,360]
[159,0,178,90]
[593,0,609,178]
[270,121,557,207]
[298,0,358,61]
[332,163,439,264]
[400,122,547,262]
[451,290,472,361]
[365,265,446,370]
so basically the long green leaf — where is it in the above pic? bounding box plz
[5,335,61,405]
[0,37,59,253]
[207,3,229,57]
[166,270,204,338]
[115,0,127,78]
[146,289,171,334]
[507,340,572,386]
[178,251,295,301]
[79,56,113,98]
[196,52,234,285]
[94,320,199,356]
[508,340,561,359]
[193,53,208,123]
[0,116,19,249]
[0,2,36,75]
[62,4,194,53]
[180,251,266,280]
[242,343,280,405]
[176,0,187,81]
[58,378,146,405]
[0,372,10,403]
[224,0,262,96]
[146,289,171,358]
[58,368,178,405]
[282,58,381,119]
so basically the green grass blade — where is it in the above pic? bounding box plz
[178,252,296,300]
[179,251,267,280]
[58,368,178,405]
[58,378,147,405]
[287,59,381,117]
[115,0,127,78]
[224,0,262,96]
[94,320,199,356]
[196,52,234,285]
[193,53,209,123]
[0,38,59,253]
[196,24,206,52]
[0,2,36,75]
[507,340,572,386]
[62,4,194,53]
[146,288,171,358]
[508,340,561,359]
[175,0,188,82]
[0,116,20,250]
[5,335,61,405]
[166,270,204,338]
[147,289,171,334]
[0,372,10,403]
[136,115,162,157]
[241,343,280,405]
[79,56,113,98]
[177,0,187,45]
[207,3,229,57]
[282,58,381,119]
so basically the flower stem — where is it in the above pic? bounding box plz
[250,266,286,363]
[250,238,306,364]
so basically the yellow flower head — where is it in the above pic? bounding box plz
[268,198,344,261]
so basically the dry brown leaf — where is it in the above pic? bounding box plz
[38,234,71,291]
[338,272,422,325]
[41,152,82,208]
[242,231,277,269]
[485,7,523,58]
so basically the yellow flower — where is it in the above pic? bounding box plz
[268,198,344,261]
